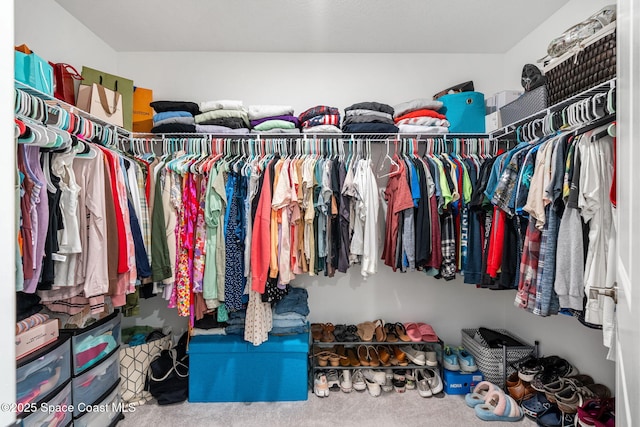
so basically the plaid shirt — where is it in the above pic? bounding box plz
[298,106,340,123]
[514,220,542,311]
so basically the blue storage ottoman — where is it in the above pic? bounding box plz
[188,332,309,402]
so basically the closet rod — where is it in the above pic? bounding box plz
[490,78,616,140]
[130,132,491,142]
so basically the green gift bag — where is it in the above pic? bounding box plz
[78,66,134,130]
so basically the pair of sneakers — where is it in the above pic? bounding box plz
[415,367,444,397]
[314,370,353,397]
[399,345,438,366]
[444,345,477,372]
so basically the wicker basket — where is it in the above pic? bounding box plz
[499,85,548,127]
[461,328,534,387]
[544,22,616,106]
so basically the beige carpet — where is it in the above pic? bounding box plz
[119,390,538,427]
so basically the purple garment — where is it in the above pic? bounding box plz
[195,125,250,134]
[249,115,300,128]
[23,146,49,293]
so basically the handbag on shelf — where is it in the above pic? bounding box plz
[14,44,54,96]
[438,91,486,133]
[79,66,134,130]
[76,81,124,127]
[49,62,83,105]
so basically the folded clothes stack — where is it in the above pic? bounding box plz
[195,99,250,134]
[298,105,341,134]
[150,101,200,133]
[342,102,399,134]
[248,105,299,134]
[225,309,246,336]
[271,287,310,336]
[393,99,450,134]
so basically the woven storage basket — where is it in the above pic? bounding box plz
[461,328,534,387]
[544,22,616,106]
[499,85,548,127]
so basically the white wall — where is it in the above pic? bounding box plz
[14,0,117,73]
[2,1,16,426]
[117,51,504,114]
[503,0,615,89]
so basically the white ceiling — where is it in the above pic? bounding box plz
[56,0,569,54]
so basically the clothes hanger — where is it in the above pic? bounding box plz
[377,138,400,178]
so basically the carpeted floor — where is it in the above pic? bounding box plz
[119,390,538,427]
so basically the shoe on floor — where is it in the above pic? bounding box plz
[406,369,416,390]
[362,368,386,386]
[521,392,552,419]
[474,390,524,422]
[443,345,460,371]
[416,369,433,398]
[381,369,394,393]
[326,369,340,391]
[393,370,407,393]
[424,367,444,395]
[339,369,352,393]
[314,372,330,397]
[455,347,478,372]
[364,375,381,397]
[352,369,367,392]
[399,345,426,366]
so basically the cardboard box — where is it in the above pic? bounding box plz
[16,319,60,360]
[443,369,484,395]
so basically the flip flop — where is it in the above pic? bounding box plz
[417,323,438,342]
[357,321,375,342]
[404,322,423,342]
[394,323,412,342]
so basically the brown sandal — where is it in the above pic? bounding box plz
[367,346,380,367]
[374,319,386,342]
[395,323,411,342]
[311,323,323,342]
[335,345,350,367]
[357,321,375,342]
[346,347,360,367]
[358,345,370,366]
[384,323,399,342]
[377,345,392,367]
[321,323,335,342]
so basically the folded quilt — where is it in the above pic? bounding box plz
[301,114,340,128]
[302,125,342,133]
[199,99,244,113]
[344,101,394,116]
[197,117,248,129]
[397,124,449,134]
[195,110,250,127]
[153,111,193,122]
[393,98,443,118]
[394,108,447,122]
[298,105,340,123]
[345,109,393,121]
[343,115,395,126]
[250,115,300,128]
[150,101,200,116]
[151,123,197,134]
[342,122,399,133]
[247,105,294,120]
[252,120,296,131]
[396,116,450,127]
[153,116,195,127]
[195,124,250,134]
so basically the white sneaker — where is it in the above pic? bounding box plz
[424,367,444,395]
[382,369,394,392]
[416,369,433,398]
[400,345,426,366]
[352,369,367,392]
[362,369,386,386]
[339,370,352,393]
[364,375,381,397]
[314,372,330,397]
[406,369,416,390]
[326,369,340,391]
[424,346,438,367]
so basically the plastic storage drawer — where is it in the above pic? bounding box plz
[72,349,120,417]
[73,380,123,427]
[16,337,71,413]
[20,380,72,427]
[62,312,121,375]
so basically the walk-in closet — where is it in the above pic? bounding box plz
[4,0,639,426]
